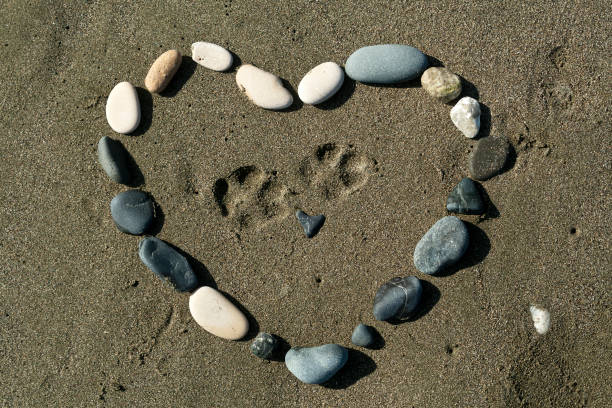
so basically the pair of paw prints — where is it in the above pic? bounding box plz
[212,143,377,231]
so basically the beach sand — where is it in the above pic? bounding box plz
[0,0,610,406]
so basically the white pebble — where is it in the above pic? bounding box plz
[450,96,481,138]
[530,305,551,335]
[236,64,293,110]
[191,42,233,72]
[105,82,141,134]
[189,286,249,340]
[297,62,344,105]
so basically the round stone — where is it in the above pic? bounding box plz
[345,44,429,84]
[413,216,469,275]
[105,81,141,134]
[97,136,132,185]
[446,178,485,215]
[191,42,233,71]
[297,61,344,105]
[110,190,154,235]
[145,49,182,93]
[285,344,348,384]
[189,286,249,340]
[250,332,277,359]
[373,276,422,321]
[420,67,462,103]
[468,136,510,180]
[351,324,376,348]
[138,237,199,292]
[450,97,481,138]
[236,64,293,110]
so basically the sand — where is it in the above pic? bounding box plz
[0,0,610,406]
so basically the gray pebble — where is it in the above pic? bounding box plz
[345,44,429,84]
[110,190,154,235]
[351,324,376,348]
[446,178,485,215]
[373,276,422,321]
[97,136,132,184]
[468,136,510,180]
[413,216,469,275]
[250,332,277,359]
[138,237,199,292]
[296,210,325,238]
[285,344,348,384]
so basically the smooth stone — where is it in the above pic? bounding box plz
[285,344,348,384]
[421,67,462,103]
[97,136,132,184]
[530,305,551,335]
[468,136,510,180]
[110,190,154,235]
[105,81,141,134]
[450,97,481,138]
[373,276,422,321]
[297,62,344,105]
[138,237,199,292]
[250,332,277,359]
[351,324,376,348]
[145,49,182,93]
[189,286,249,340]
[345,44,429,84]
[191,42,233,71]
[414,216,469,275]
[446,178,485,215]
[296,210,325,238]
[236,64,293,110]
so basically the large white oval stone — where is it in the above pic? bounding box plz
[189,286,249,340]
[236,64,293,110]
[298,62,344,105]
[105,81,141,134]
[191,42,233,71]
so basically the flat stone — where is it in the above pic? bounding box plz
[105,81,141,134]
[189,286,249,340]
[296,210,325,238]
[351,324,376,348]
[446,178,485,215]
[97,136,132,184]
[285,344,348,384]
[450,97,481,138]
[414,216,469,275]
[110,190,154,235]
[191,42,233,71]
[145,49,182,93]
[468,136,510,180]
[373,276,422,321]
[138,237,199,292]
[421,67,462,103]
[250,332,277,359]
[236,64,293,110]
[298,62,344,104]
[345,44,429,84]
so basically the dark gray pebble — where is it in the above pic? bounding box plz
[110,190,154,235]
[373,276,422,321]
[413,216,469,275]
[296,210,325,238]
[138,237,199,292]
[97,136,132,184]
[351,324,376,348]
[468,136,510,180]
[446,178,485,215]
[250,332,277,359]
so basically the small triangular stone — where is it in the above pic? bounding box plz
[296,210,325,238]
[446,178,485,215]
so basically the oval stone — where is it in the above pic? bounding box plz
[189,286,249,340]
[414,216,469,275]
[97,136,132,184]
[105,81,141,134]
[110,190,154,235]
[236,64,293,110]
[138,237,199,292]
[145,49,182,93]
[373,276,422,321]
[285,344,348,384]
[345,44,429,84]
[451,97,481,138]
[297,62,344,105]
[468,136,510,180]
[421,67,462,103]
[191,42,233,71]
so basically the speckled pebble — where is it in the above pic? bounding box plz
[413,216,469,275]
[421,67,462,103]
[468,136,510,180]
[250,332,277,359]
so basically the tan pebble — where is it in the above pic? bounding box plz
[189,286,249,340]
[421,67,462,103]
[144,49,182,93]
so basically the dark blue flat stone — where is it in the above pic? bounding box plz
[138,237,199,292]
[345,44,429,84]
[446,178,485,215]
[373,276,422,321]
[413,216,469,275]
[110,190,154,235]
[296,210,325,238]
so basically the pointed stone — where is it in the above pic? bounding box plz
[373,276,422,321]
[446,178,485,215]
[296,210,325,238]
[351,324,376,348]
[285,344,348,384]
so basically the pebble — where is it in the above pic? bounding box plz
[250,332,277,359]
[421,67,462,103]
[530,305,551,335]
[105,81,141,134]
[110,190,154,235]
[468,136,510,180]
[446,178,485,215]
[351,324,376,348]
[296,210,325,238]
[285,344,348,384]
[189,286,249,340]
[414,216,469,275]
[138,237,199,292]
[97,136,132,184]
[145,49,182,93]
[373,276,422,321]
[191,42,233,71]
[236,64,293,110]
[345,44,429,84]
[297,62,344,105]
[450,97,481,138]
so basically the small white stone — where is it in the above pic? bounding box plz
[189,286,249,340]
[105,81,141,134]
[236,64,293,110]
[450,96,481,138]
[191,42,233,72]
[298,62,344,105]
[530,305,551,335]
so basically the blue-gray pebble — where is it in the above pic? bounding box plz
[285,344,348,384]
[110,190,154,235]
[414,216,469,275]
[138,237,199,292]
[251,332,277,360]
[345,44,429,84]
[296,210,325,238]
[373,276,422,321]
[97,136,132,184]
[446,178,485,215]
[351,324,376,348]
